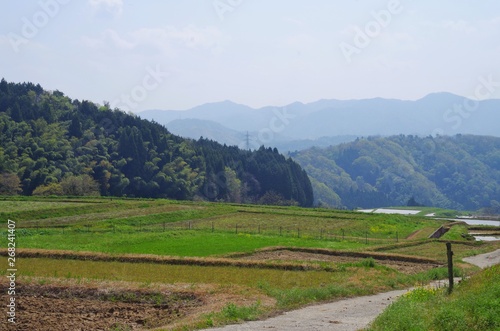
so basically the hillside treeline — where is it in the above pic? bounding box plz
[292,135,500,211]
[0,79,313,206]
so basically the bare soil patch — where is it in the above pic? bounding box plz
[1,279,274,331]
[1,282,202,331]
[239,249,441,274]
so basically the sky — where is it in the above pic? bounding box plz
[1,0,500,112]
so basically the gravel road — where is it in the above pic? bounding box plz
[463,248,500,268]
[206,249,500,331]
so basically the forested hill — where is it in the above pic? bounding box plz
[291,135,500,211]
[0,79,313,206]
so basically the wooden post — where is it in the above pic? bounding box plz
[446,242,454,294]
[365,231,368,244]
[297,227,300,238]
[279,226,282,236]
[342,229,345,241]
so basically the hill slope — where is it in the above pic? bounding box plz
[0,79,313,206]
[291,135,500,210]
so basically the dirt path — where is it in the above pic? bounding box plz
[207,249,500,331]
[463,248,500,268]
[206,289,409,331]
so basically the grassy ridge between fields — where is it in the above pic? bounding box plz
[0,247,441,269]
[368,264,500,331]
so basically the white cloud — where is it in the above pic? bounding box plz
[442,20,477,34]
[81,25,226,56]
[338,24,358,38]
[283,33,316,50]
[0,35,11,48]
[81,29,134,50]
[478,16,500,37]
[88,0,123,17]
[282,17,305,27]
[132,25,225,51]
[420,19,478,35]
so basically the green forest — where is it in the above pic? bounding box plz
[292,135,500,211]
[0,79,313,206]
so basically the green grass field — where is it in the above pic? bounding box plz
[14,230,368,256]
[1,196,498,330]
[1,196,449,256]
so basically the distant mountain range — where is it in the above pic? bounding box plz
[165,118,358,152]
[140,93,500,151]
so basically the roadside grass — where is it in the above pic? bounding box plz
[200,302,265,328]
[368,264,500,331]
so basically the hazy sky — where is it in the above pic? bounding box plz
[1,0,500,112]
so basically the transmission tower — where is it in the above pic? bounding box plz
[245,131,251,150]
